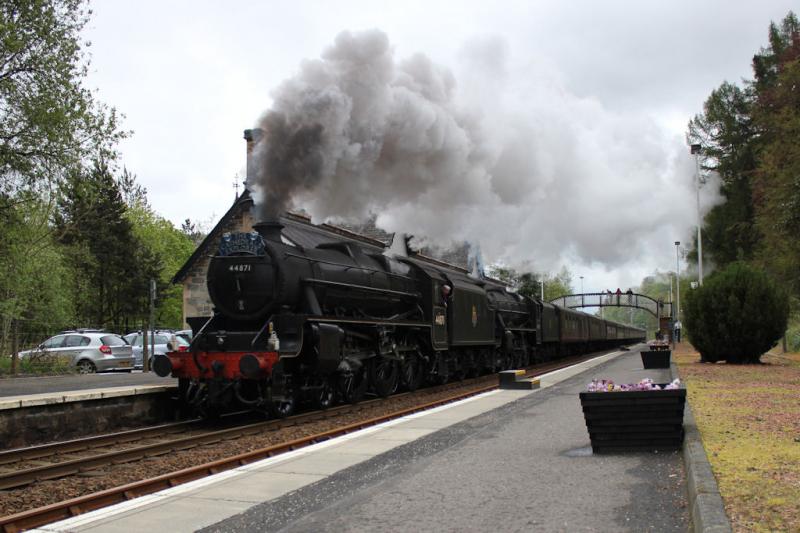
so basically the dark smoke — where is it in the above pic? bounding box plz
[252,113,324,220]
[248,29,720,286]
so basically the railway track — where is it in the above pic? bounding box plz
[0,349,626,532]
[0,377,500,492]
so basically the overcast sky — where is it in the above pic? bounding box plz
[84,1,796,294]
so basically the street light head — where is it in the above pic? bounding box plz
[690,144,702,154]
[675,241,680,246]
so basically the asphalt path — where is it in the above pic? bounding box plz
[203,350,688,532]
[0,371,176,397]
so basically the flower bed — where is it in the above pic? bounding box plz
[580,379,686,453]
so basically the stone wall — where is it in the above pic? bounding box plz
[181,203,255,328]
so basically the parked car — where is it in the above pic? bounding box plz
[175,329,193,343]
[18,332,134,374]
[123,331,189,370]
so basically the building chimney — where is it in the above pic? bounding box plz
[244,128,264,184]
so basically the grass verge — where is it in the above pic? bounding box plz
[674,342,800,532]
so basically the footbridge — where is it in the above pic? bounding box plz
[549,292,672,318]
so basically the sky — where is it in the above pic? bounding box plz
[83,1,796,294]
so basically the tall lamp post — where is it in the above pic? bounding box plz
[675,241,681,323]
[691,144,704,285]
[580,276,584,294]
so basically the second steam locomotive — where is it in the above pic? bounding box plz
[155,219,645,417]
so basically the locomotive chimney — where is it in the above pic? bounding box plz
[253,220,284,243]
[244,128,264,182]
[244,128,285,243]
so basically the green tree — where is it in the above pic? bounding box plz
[0,0,125,347]
[488,266,573,302]
[56,161,158,329]
[0,196,75,354]
[126,204,195,328]
[750,12,800,298]
[687,82,760,266]
[684,262,788,363]
[180,218,207,246]
[0,0,124,202]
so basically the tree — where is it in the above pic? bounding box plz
[684,263,788,363]
[127,205,195,328]
[0,196,75,355]
[687,82,760,266]
[181,218,207,246]
[56,160,158,329]
[0,0,125,346]
[0,0,124,202]
[750,12,800,297]
[119,167,149,209]
[487,266,573,302]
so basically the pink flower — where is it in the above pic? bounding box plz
[586,377,681,392]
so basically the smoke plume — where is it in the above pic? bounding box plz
[249,30,720,282]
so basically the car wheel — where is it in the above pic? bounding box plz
[77,360,96,374]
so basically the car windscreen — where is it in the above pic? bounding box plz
[101,335,127,346]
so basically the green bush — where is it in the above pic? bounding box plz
[684,262,789,363]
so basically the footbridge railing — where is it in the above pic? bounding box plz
[549,292,672,318]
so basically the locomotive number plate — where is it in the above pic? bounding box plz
[229,264,252,272]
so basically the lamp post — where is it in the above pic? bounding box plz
[691,144,703,285]
[675,241,681,323]
[580,276,584,294]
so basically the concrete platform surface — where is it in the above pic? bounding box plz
[32,346,689,532]
[0,372,175,398]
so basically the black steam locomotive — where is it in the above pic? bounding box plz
[155,220,645,417]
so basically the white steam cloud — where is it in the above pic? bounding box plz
[249,30,720,282]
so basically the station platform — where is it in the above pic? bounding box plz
[0,375,178,448]
[32,346,691,532]
[0,373,175,401]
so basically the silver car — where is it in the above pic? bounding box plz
[123,331,189,370]
[19,332,134,374]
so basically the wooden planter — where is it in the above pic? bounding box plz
[579,386,686,453]
[640,350,671,369]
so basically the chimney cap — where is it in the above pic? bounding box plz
[244,128,264,142]
[253,220,284,243]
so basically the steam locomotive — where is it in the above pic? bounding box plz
[155,220,645,417]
